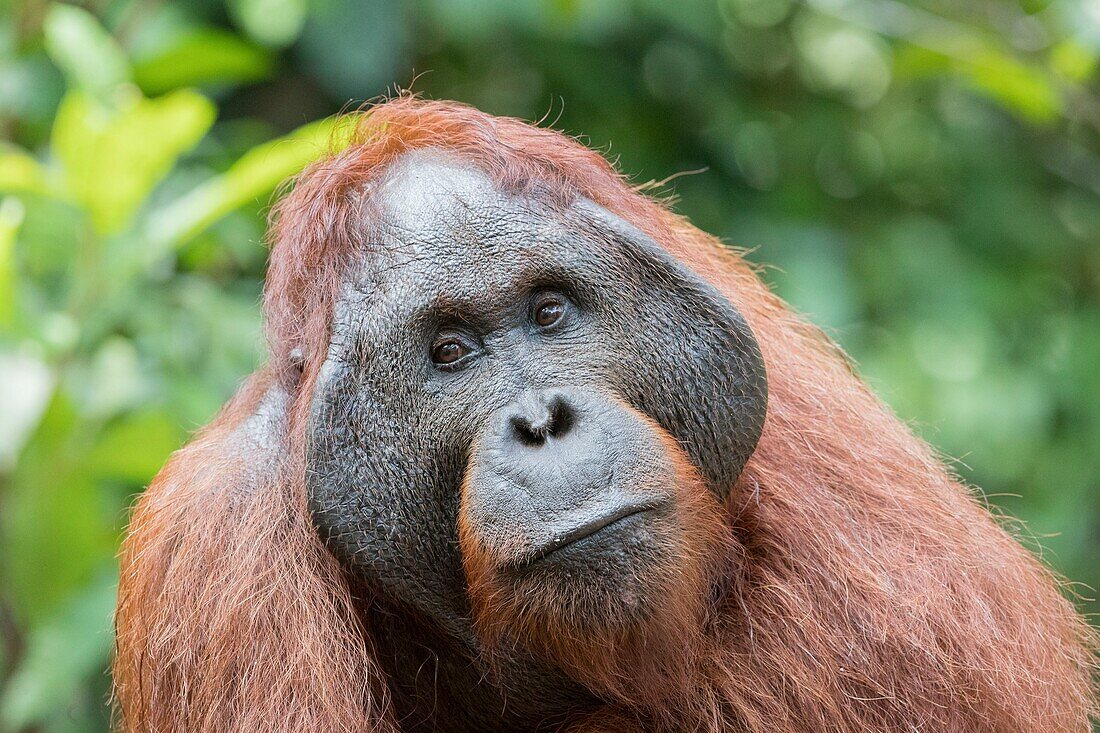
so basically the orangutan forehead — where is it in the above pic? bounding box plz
[366,149,562,253]
[338,149,631,314]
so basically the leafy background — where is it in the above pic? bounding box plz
[0,0,1097,730]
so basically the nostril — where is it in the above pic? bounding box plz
[508,393,577,447]
[545,395,574,438]
[510,414,544,446]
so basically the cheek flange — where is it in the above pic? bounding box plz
[575,201,769,497]
[304,349,472,629]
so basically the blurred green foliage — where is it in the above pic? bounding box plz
[0,0,1097,729]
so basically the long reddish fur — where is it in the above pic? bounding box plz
[113,96,1097,731]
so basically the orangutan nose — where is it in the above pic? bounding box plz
[507,391,577,447]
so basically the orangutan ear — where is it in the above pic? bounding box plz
[575,201,768,496]
[112,369,392,732]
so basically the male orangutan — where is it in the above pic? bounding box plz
[113,97,1096,732]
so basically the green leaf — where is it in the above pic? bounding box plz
[51,89,216,235]
[146,114,357,253]
[0,348,54,472]
[88,409,183,483]
[133,28,274,94]
[0,392,116,624]
[0,569,117,730]
[42,3,131,98]
[0,197,25,328]
[228,0,308,48]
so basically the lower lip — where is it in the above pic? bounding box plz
[530,505,656,563]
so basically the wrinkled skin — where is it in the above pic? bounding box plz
[306,151,768,731]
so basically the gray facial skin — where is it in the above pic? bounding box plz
[305,150,767,731]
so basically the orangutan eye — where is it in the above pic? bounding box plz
[431,338,469,366]
[533,295,566,328]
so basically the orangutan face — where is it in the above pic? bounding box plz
[305,150,767,652]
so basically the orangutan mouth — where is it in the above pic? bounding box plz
[529,502,663,563]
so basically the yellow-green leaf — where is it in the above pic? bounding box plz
[51,89,216,235]
[961,51,1061,124]
[0,147,53,197]
[146,114,358,253]
[43,3,131,98]
[1050,39,1097,83]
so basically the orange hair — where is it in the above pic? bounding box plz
[114,96,1097,732]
